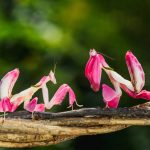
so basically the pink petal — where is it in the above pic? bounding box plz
[102,84,121,108]
[10,103,19,112]
[136,90,150,100]
[34,104,45,112]
[120,84,150,100]
[0,68,19,99]
[85,53,96,86]
[68,88,76,106]
[0,101,3,112]
[90,57,102,92]
[126,51,145,92]
[85,50,102,92]
[24,97,38,112]
[0,97,12,112]
[52,84,69,104]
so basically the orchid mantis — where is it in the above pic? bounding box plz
[0,68,80,121]
[85,49,150,108]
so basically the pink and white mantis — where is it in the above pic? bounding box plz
[0,68,81,120]
[85,49,150,108]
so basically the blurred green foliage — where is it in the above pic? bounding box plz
[0,0,150,150]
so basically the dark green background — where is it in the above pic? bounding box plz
[0,0,150,150]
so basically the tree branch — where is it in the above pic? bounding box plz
[0,102,150,148]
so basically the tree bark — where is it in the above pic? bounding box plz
[0,102,150,148]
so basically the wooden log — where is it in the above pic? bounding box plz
[0,102,149,148]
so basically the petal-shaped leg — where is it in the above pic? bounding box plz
[68,88,83,109]
[45,84,69,109]
[0,101,3,112]
[44,84,80,110]
[24,97,45,113]
[126,51,145,92]
[102,84,121,108]
[1,97,12,112]
[10,103,19,112]
[34,104,45,112]
[68,88,76,106]
[120,85,150,100]
[136,90,150,100]
[24,97,38,112]
[0,98,12,112]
